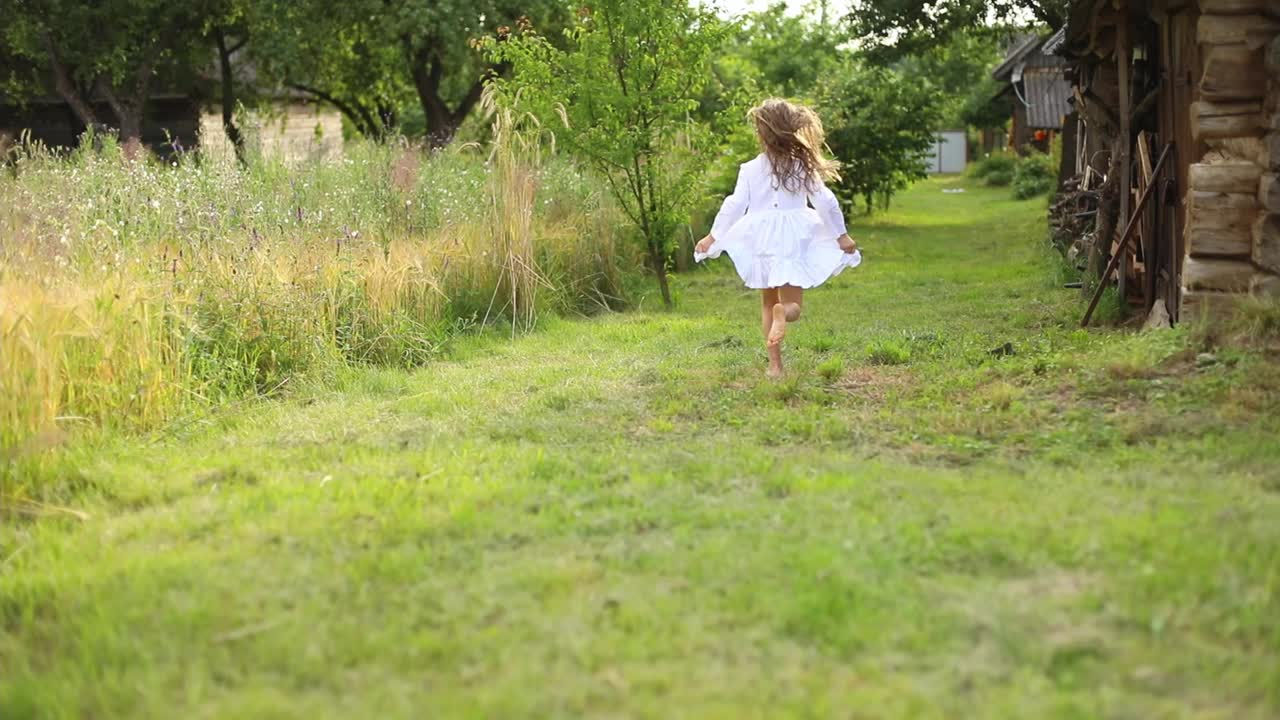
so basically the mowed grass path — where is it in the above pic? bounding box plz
[4,178,1280,718]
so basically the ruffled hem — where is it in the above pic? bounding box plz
[694,208,861,289]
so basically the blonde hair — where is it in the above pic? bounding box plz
[748,98,840,193]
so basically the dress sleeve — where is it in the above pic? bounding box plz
[810,182,848,236]
[709,163,751,239]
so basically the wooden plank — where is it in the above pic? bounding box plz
[1083,143,1175,326]
[1116,6,1132,304]
[1139,131,1154,183]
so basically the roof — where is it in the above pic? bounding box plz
[990,28,1072,130]
[1023,68,1073,129]
[992,35,1042,81]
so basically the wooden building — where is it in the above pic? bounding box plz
[994,31,1075,152]
[0,90,342,162]
[1059,0,1280,324]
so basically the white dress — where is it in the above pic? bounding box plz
[695,154,862,289]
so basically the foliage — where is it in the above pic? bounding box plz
[2,0,213,141]
[847,0,1071,58]
[894,29,1005,129]
[485,0,733,307]
[728,1,846,97]
[0,138,629,461]
[1012,150,1057,199]
[970,151,1017,186]
[818,64,942,213]
[0,0,567,146]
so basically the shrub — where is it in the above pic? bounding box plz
[985,168,1014,187]
[1012,151,1057,200]
[970,151,1016,183]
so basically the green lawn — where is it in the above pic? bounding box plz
[4,177,1280,718]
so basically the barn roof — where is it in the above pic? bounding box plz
[991,29,1072,130]
[1023,69,1073,128]
[991,35,1042,82]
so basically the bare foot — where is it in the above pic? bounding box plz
[766,337,784,378]
[766,303,787,347]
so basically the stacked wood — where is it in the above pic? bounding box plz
[1255,213,1280,273]
[1193,101,1263,141]
[1197,0,1269,15]
[1253,272,1280,296]
[1183,0,1276,316]
[1186,198,1257,256]
[1189,160,1263,193]
[1184,256,1256,290]
[1253,35,1280,293]
[1196,14,1280,48]
[1200,45,1267,101]
[1262,174,1280,212]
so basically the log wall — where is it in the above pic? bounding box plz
[1182,0,1280,318]
[199,101,344,163]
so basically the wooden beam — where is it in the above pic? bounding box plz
[1083,143,1175,327]
[1115,4,1132,304]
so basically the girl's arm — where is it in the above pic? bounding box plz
[698,163,752,252]
[811,182,857,252]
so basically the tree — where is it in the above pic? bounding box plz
[487,0,732,307]
[847,0,1068,59]
[4,0,208,147]
[730,1,845,98]
[818,64,941,213]
[895,29,1004,128]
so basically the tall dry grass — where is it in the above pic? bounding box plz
[1,129,630,495]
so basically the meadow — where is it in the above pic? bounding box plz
[3,174,1279,718]
[1,129,629,493]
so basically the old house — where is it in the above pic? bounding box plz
[1059,0,1280,324]
[993,31,1075,152]
[1,83,342,162]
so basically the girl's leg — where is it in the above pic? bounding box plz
[760,288,780,340]
[761,288,784,377]
[779,284,804,322]
[766,284,803,347]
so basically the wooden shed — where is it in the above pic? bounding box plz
[1059,0,1280,324]
[1,88,342,162]
[994,31,1075,152]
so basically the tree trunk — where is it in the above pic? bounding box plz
[44,34,99,132]
[407,44,500,148]
[649,246,673,308]
[215,29,247,165]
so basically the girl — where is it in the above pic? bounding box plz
[695,98,861,378]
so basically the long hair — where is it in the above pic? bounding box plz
[748,98,840,193]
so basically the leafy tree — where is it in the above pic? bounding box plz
[3,0,209,146]
[246,0,567,146]
[847,0,1068,58]
[895,29,1004,128]
[818,64,942,213]
[241,0,408,141]
[730,1,845,98]
[487,0,732,307]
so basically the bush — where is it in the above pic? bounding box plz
[985,168,1014,187]
[1012,151,1057,200]
[970,152,1016,183]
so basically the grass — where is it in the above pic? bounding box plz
[4,176,1280,718]
[0,135,629,483]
